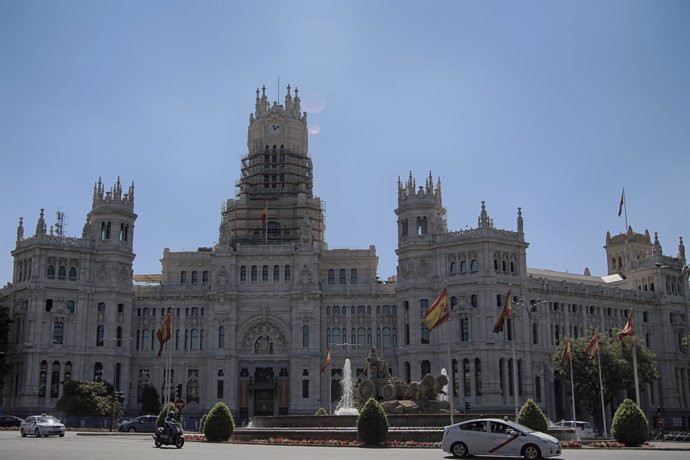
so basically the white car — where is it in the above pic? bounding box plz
[442,418,561,459]
[20,414,65,437]
[553,420,595,439]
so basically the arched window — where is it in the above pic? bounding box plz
[45,298,53,312]
[339,269,346,284]
[470,259,478,272]
[191,329,200,350]
[284,265,291,281]
[475,358,482,396]
[240,266,246,282]
[180,271,187,284]
[382,327,392,349]
[94,362,103,382]
[47,264,55,279]
[470,294,478,307]
[69,266,77,281]
[251,266,257,282]
[202,271,209,285]
[328,269,335,284]
[357,327,366,348]
[450,261,457,274]
[116,326,123,347]
[218,326,225,348]
[51,361,60,398]
[532,322,538,344]
[186,370,200,403]
[191,271,198,285]
[39,360,47,397]
[460,260,467,273]
[351,269,358,284]
[58,265,66,280]
[53,320,64,344]
[273,265,280,282]
[64,361,72,385]
[302,325,309,348]
[262,265,269,282]
[191,307,199,316]
[421,360,431,376]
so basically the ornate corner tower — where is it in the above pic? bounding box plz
[220,84,325,246]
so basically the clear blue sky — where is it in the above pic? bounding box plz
[1,0,688,284]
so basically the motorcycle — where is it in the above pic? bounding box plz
[152,419,184,448]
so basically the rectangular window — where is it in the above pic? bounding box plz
[53,321,64,344]
[302,380,309,398]
[217,380,224,399]
[461,318,469,341]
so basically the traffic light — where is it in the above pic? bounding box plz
[465,400,471,412]
[657,406,662,416]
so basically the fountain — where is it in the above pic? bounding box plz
[334,359,359,415]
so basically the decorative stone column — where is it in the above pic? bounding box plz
[277,367,289,415]
[239,368,250,423]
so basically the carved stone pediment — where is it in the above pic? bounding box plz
[241,319,288,353]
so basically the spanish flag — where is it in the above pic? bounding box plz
[617,188,625,217]
[617,312,634,340]
[320,348,332,374]
[423,288,449,332]
[585,333,600,356]
[155,312,172,357]
[492,290,512,333]
[560,339,572,365]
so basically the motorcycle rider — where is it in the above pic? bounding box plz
[163,410,178,438]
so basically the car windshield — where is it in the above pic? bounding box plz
[38,416,59,423]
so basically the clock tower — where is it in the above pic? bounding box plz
[220,85,325,245]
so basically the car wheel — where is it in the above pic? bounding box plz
[35,428,40,437]
[20,428,26,437]
[128,427,136,432]
[522,444,542,460]
[59,433,65,437]
[450,441,469,458]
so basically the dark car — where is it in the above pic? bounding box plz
[0,415,23,427]
[118,415,158,432]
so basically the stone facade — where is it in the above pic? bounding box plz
[1,85,688,430]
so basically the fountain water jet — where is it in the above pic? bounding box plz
[334,358,359,415]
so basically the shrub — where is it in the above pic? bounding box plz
[199,413,208,432]
[156,403,180,427]
[314,407,328,416]
[357,397,388,445]
[203,402,235,442]
[517,398,549,433]
[611,398,648,446]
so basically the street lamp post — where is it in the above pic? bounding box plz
[511,298,548,420]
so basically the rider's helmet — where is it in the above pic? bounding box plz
[168,410,176,418]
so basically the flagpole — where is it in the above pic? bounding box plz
[447,284,454,425]
[597,349,607,437]
[568,346,576,422]
[511,317,519,421]
[166,314,173,407]
[632,338,641,405]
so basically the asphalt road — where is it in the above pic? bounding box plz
[0,431,689,460]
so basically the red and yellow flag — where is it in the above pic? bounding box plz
[320,348,332,374]
[155,312,172,357]
[492,290,512,333]
[423,288,449,332]
[560,340,572,365]
[617,312,634,340]
[585,333,600,356]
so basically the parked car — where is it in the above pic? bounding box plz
[442,418,561,459]
[118,415,158,432]
[553,420,595,439]
[20,415,65,437]
[0,415,23,427]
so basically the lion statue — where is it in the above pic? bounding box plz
[403,373,448,400]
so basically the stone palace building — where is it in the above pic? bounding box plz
[1,85,688,430]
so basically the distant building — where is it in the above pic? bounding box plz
[1,85,688,430]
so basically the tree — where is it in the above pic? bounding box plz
[611,398,649,446]
[56,380,120,417]
[140,384,160,415]
[518,398,548,433]
[203,402,235,442]
[357,397,388,445]
[553,333,660,416]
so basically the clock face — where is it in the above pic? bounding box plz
[270,123,282,135]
